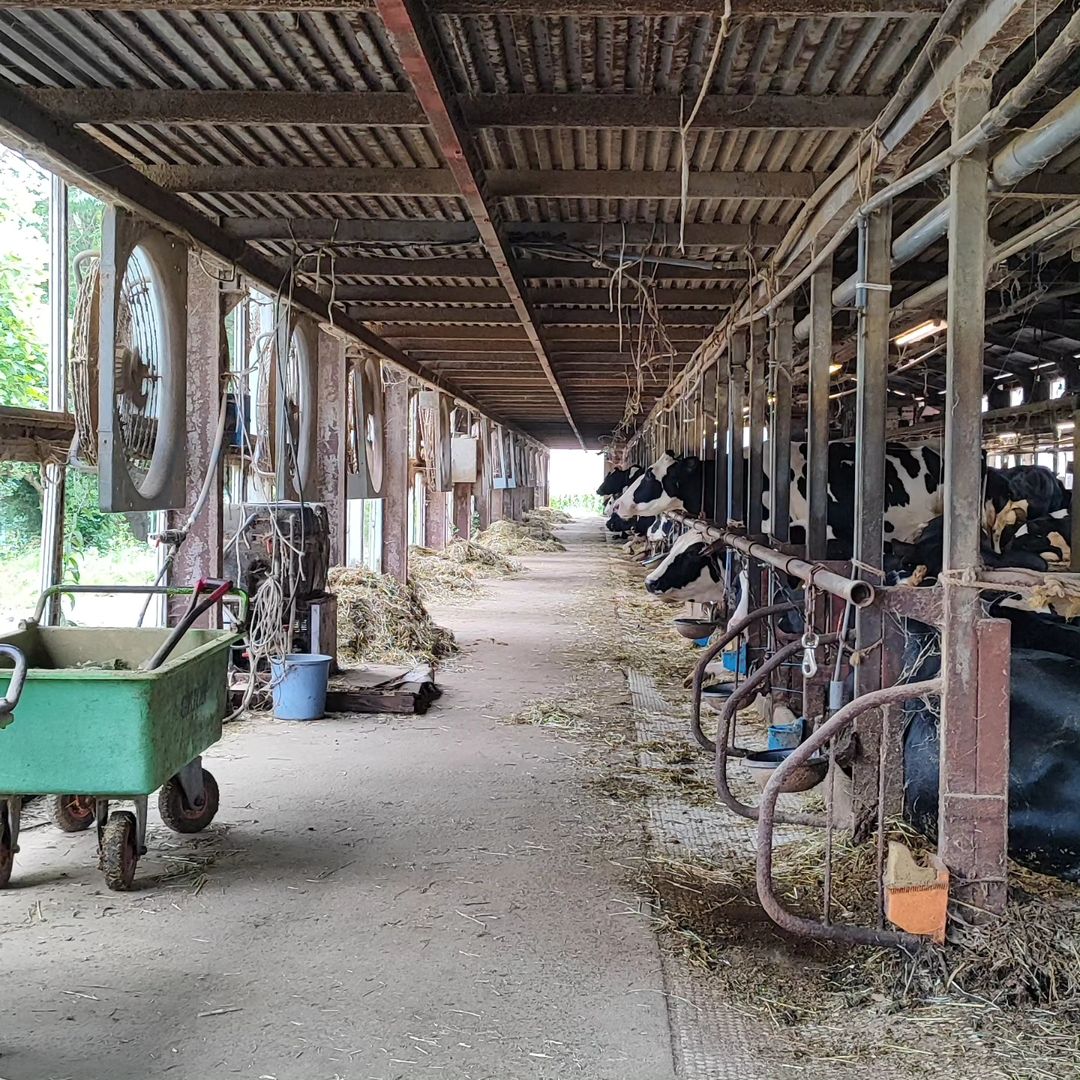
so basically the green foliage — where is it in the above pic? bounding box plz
[551,492,604,514]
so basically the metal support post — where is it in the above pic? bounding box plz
[380,379,410,583]
[769,300,794,544]
[807,256,833,561]
[850,203,893,835]
[940,76,1008,915]
[168,255,225,628]
[39,174,68,626]
[714,350,729,528]
[747,328,766,538]
[728,330,747,525]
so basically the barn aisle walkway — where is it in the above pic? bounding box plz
[0,516,678,1080]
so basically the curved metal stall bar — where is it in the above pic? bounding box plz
[755,678,942,948]
[689,601,799,752]
[713,636,838,828]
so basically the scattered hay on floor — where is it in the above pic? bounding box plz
[476,519,566,554]
[505,697,586,732]
[329,565,457,665]
[443,539,522,575]
[639,829,1080,1079]
[524,505,573,525]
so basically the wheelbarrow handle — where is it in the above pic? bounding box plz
[141,579,235,672]
[0,644,28,720]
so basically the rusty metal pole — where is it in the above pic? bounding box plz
[475,417,493,531]
[807,256,833,562]
[747,327,767,538]
[729,330,747,525]
[714,348,729,526]
[1071,406,1080,571]
[380,379,410,583]
[769,300,794,545]
[168,256,225,628]
[940,75,1009,915]
[850,205,894,836]
[315,327,347,566]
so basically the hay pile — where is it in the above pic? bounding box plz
[408,546,482,602]
[443,539,522,575]
[524,506,573,526]
[329,566,457,665]
[476,519,566,554]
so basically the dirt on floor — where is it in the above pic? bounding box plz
[0,516,675,1080]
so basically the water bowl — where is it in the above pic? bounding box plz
[744,748,827,793]
[673,617,721,641]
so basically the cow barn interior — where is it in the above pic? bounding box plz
[5,2,1080,1077]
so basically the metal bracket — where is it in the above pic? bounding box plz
[176,756,206,810]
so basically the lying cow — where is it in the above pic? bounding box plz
[985,464,1068,548]
[903,607,1080,880]
[1003,508,1072,565]
[887,514,1050,583]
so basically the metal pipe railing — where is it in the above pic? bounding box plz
[713,636,838,829]
[689,600,798,752]
[671,515,875,608]
[755,678,942,949]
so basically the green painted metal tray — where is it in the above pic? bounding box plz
[0,626,236,797]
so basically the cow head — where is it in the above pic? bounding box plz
[612,452,702,518]
[605,511,632,535]
[596,464,642,498]
[645,524,725,602]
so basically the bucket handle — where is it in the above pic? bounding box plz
[0,645,28,724]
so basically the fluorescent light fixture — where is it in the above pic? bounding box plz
[1032,361,1058,370]
[1058,421,1075,433]
[893,319,947,348]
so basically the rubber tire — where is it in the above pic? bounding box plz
[101,811,138,892]
[157,769,219,834]
[0,808,13,889]
[50,794,95,833]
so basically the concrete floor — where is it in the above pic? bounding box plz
[0,518,678,1080]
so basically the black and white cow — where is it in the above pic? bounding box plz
[903,607,1080,881]
[611,453,715,519]
[615,443,943,545]
[596,465,643,498]
[644,522,725,602]
[1003,509,1072,565]
[985,464,1068,548]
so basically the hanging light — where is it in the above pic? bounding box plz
[893,319,947,348]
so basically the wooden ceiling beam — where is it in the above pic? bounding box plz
[138,164,821,201]
[354,307,719,325]
[466,93,890,131]
[326,256,746,279]
[225,217,785,248]
[27,88,888,133]
[337,285,734,305]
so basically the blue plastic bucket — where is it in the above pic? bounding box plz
[270,654,332,721]
[722,644,748,676]
[768,717,805,751]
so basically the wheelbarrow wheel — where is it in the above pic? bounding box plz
[158,769,219,834]
[0,808,13,888]
[50,794,95,833]
[101,811,138,891]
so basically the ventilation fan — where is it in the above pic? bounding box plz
[96,207,188,512]
[417,389,453,492]
[346,352,385,499]
[251,310,318,500]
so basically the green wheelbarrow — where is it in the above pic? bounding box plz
[0,579,240,891]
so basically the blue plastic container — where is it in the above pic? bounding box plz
[270,653,332,721]
[768,717,805,750]
[721,644,748,676]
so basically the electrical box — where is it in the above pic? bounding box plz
[451,435,478,484]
